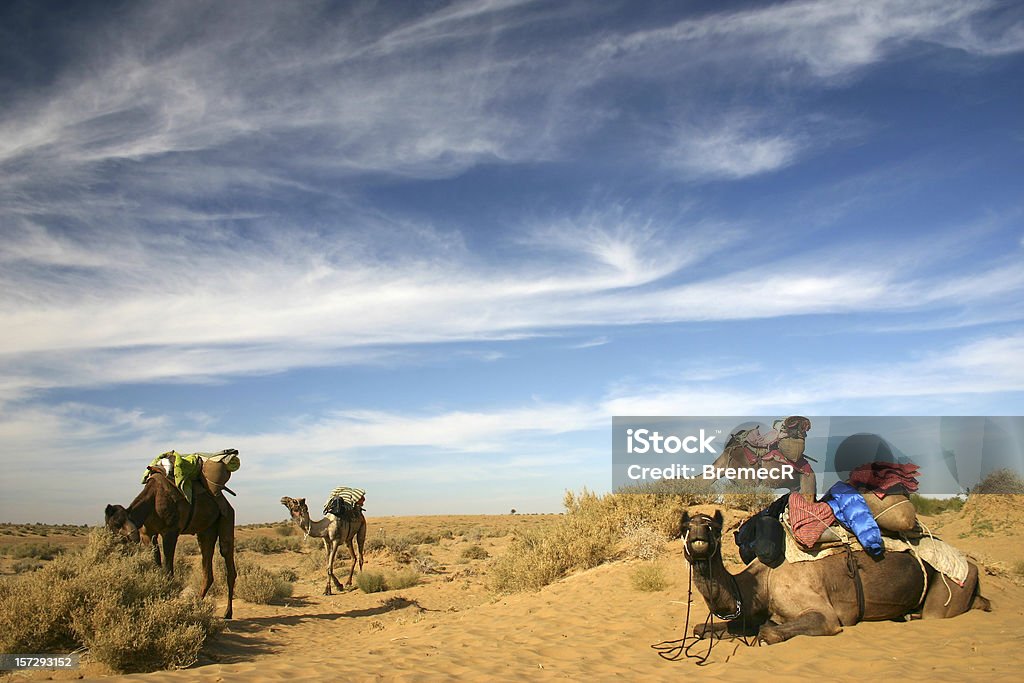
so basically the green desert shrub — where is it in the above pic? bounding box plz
[631,563,668,592]
[0,529,218,673]
[356,571,388,594]
[910,494,964,515]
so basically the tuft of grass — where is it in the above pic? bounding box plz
[387,568,421,590]
[356,571,388,593]
[354,569,420,593]
[460,545,490,560]
[631,563,668,592]
[1013,560,1024,578]
[274,524,296,537]
[0,529,218,673]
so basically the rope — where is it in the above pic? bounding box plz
[653,521,759,665]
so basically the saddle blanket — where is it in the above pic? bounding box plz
[779,509,969,585]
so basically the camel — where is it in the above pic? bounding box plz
[681,510,989,644]
[105,467,236,619]
[709,431,817,498]
[280,496,366,595]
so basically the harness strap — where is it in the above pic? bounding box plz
[844,544,865,623]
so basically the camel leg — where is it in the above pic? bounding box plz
[197,526,218,600]
[217,507,236,620]
[346,535,358,586]
[325,541,342,595]
[921,563,990,619]
[161,531,179,575]
[693,620,730,639]
[758,610,842,644]
[141,531,161,568]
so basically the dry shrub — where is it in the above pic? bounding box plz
[234,560,293,604]
[355,569,419,593]
[0,529,218,673]
[631,563,668,592]
[1,541,66,560]
[188,556,292,604]
[973,468,1024,494]
[461,545,490,560]
[274,524,296,537]
[356,571,387,593]
[491,482,772,593]
[387,568,420,590]
[621,516,666,561]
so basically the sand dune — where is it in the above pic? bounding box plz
[4,503,1023,682]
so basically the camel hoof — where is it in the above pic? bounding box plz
[758,628,783,645]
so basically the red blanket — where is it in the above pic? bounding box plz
[788,493,836,548]
[848,461,919,498]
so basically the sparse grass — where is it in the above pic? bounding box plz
[631,563,668,592]
[12,558,44,573]
[1013,560,1024,578]
[0,529,218,673]
[1,541,66,560]
[274,524,296,537]
[911,494,965,515]
[235,535,304,554]
[461,545,490,560]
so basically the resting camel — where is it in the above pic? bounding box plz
[681,510,989,644]
[105,467,236,618]
[281,496,366,595]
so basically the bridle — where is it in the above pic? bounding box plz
[683,515,742,621]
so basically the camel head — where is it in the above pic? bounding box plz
[280,496,309,522]
[681,510,724,562]
[104,503,141,544]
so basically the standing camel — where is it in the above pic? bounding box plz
[105,467,236,618]
[280,496,366,595]
[681,510,988,644]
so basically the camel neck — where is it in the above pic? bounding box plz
[691,554,745,620]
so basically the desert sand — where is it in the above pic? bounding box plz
[3,499,1024,683]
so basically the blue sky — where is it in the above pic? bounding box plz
[1,0,1023,523]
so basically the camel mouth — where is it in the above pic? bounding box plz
[688,539,711,556]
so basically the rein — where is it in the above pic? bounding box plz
[654,516,758,665]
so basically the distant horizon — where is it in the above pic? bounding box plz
[2,0,1023,524]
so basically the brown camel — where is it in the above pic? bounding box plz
[281,496,366,595]
[105,467,236,619]
[681,510,989,644]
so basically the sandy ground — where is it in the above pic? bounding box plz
[4,501,1024,682]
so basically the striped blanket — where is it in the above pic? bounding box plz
[324,486,366,516]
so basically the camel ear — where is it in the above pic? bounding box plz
[105,504,116,518]
[298,498,305,505]
[713,510,724,526]
[681,511,690,527]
